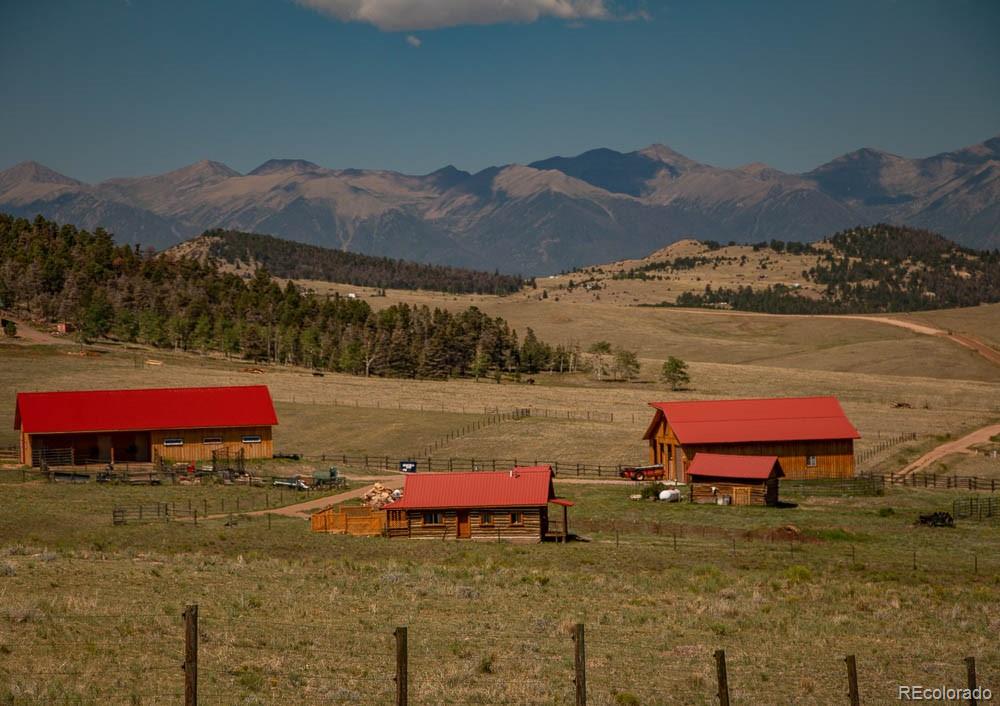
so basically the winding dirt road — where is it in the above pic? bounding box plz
[897,423,1000,477]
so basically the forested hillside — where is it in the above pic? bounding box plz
[185,229,526,295]
[0,215,565,378]
[673,225,1000,314]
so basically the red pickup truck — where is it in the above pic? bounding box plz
[619,464,665,481]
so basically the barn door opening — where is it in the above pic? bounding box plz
[732,487,751,506]
[456,511,471,539]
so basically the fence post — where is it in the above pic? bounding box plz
[573,624,586,706]
[183,604,198,706]
[714,649,730,706]
[965,656,977,706]
[394,626,408,706]
[845,654,860,706]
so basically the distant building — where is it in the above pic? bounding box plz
[384,466,573,542]
[643,396,859,481]
[14,385,278,466]
[686,453,783,506]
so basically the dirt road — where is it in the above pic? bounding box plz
[667,307,1000,371]
[0,313,71,346]
[897,423,1000,477]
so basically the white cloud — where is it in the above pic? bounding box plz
[294,0,636,31]
[405,34,422,47]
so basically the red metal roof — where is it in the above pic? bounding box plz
[14,386,278,434]
[686,453,783,480]
[386,466,562,510]
[645,396,859,444]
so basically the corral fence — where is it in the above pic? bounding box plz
[856,432,918,465]
[5,605,990,705]
[953,496,999,522]
[880,471,1000,493]
[110,489,333,525]
[421,408,531,456]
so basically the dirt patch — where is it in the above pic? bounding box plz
[744,524,821,543]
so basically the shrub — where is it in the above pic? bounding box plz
[615,692,641,705]
[0,562,15,577]
[877,507,895,517]
[785,565,813,583]
[640,483,668,499]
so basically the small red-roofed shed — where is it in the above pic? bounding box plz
[686,453,784,506]
[643,396,860,482]
[384,466,572,542]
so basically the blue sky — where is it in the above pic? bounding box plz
[1,0,998,182]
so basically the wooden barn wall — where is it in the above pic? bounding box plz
[689,480,769,506]
[682,440,855,480]
[150,426,273,463]
[645,415,856,480]
[391,507,545,542]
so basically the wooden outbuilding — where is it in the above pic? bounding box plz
[384,466,572,542]
[13,385,278,466]
[643,396,860,481]
[686,453,783,506]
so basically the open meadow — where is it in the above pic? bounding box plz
[2,297,999,705]
[1,473,999,705]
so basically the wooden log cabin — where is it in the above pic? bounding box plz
[643,396,860,482]
[14,385,278,466]
[384,466,573,543]
[686,453,783,506]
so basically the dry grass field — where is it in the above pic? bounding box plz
[1,474,998,705]
[2,293,1000,704]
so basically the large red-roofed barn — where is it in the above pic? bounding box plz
[643,396,860,481]
[384,466,573,542]
[14,385,278,466]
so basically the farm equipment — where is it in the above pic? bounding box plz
[619,464,665,481]
[273,475,309,491]
[313,467,347,489]
[918,511,955,528]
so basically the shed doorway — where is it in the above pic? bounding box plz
[456,511,471,539]
[732,487,752,506]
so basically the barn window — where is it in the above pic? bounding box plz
[480,511,494,526]
[422,512,443,526]
[163,438,184,447]
[806,455,817,467]
[510,511,523,526]
[242,435,262,444]
[202,436,223,445]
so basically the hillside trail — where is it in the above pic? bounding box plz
[897,423,1000,477]
[668,307,1000,369]
[0,313,71,346]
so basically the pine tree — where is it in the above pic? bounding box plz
[661,357,690,390]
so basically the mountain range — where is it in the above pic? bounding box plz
[2,135,998,274]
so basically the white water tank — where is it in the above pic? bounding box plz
[659,489,681,502]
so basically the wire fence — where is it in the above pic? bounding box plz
[1,604,992,705]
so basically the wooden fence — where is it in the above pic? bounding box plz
[953,496,999,521]
[310,505,385,536]
[856,432,918,465]
[420,408,531,456]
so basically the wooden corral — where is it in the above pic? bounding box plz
[384,466,572,543]
[687,453,783,506]
[14,386,278,466]
[644,396,860,481]
[311,506,386,537]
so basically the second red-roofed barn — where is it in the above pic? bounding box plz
[643,396,860,482]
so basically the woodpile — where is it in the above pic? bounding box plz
[363,482,401,509]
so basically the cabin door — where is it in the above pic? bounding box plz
[732,487,752,506]
[456,511,471,539]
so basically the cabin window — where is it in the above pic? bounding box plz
[806,455,817,467]
[422,512,443,526]
[480,511,494,526]
[510,511,523,526]
[163,438,184,447]
[202,436,223,445]
[242,435,262,444]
